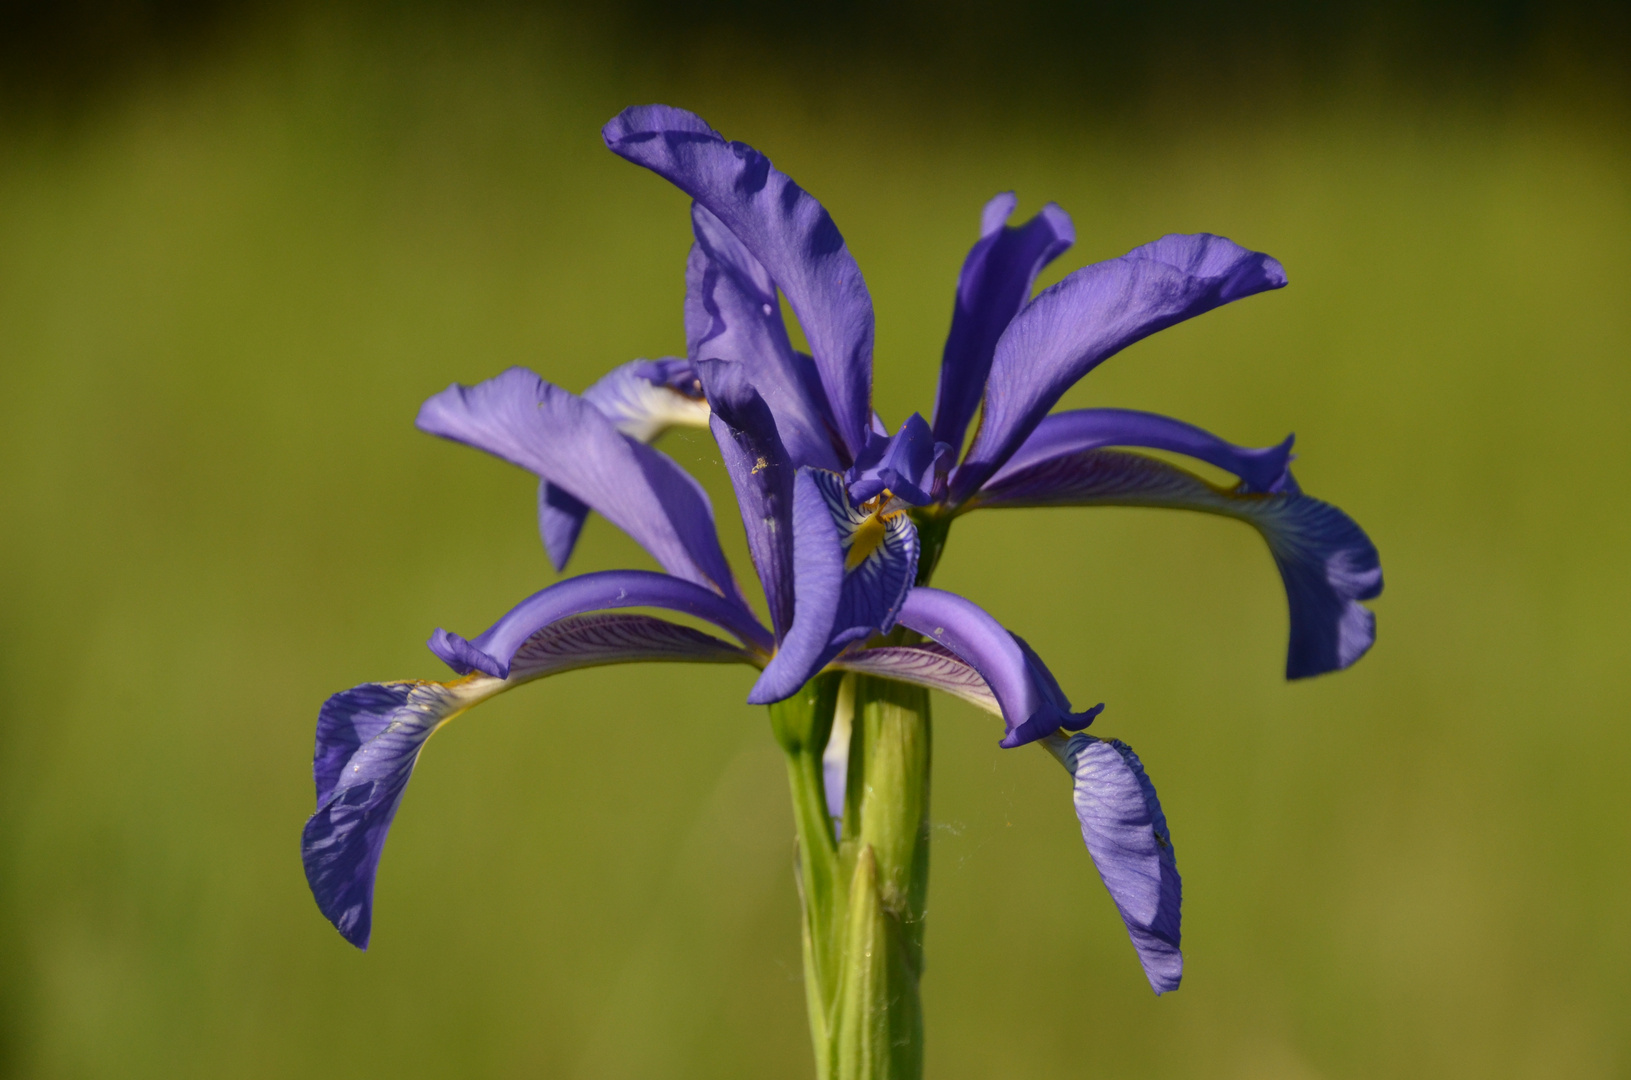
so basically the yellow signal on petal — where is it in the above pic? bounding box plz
[846,512,887,570]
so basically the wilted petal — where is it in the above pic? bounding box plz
[304,612,752,948]
[994,408,1295,495]
[687,206,844,471]
[428,569,774,679]
[895,587,1102,747]
[954,234,1287,499]
[417,367,741,602]
[749,468,918,703]
[1039,732,1182,994]
[977,448,1381,677]
[932,193,1074,453]
[604,105,875,459]
[695,359,797,637]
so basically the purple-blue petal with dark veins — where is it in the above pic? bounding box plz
[953,233,1286,500]
[895,587,1101,747]
[977,448,1380,678]
[428,569,773,678]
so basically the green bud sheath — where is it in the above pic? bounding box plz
[770,672,931,1080]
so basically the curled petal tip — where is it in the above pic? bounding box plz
[428,629,506,678]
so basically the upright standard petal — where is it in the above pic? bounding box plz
[994,408,1295,495]
[604,105,875,459]
[687,205,844,471]
[976,448,1382,677]
[304,612,753,948]
[953,234,1287,500]
[932,193,1074,453]
[416,367,741,602]
[895,587,1102,748]
[695,359,797,637]
[428,569,774,679]
[1040,732,1182,994]
[749,469,918,704]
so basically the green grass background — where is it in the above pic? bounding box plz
[2,8,1628,1078]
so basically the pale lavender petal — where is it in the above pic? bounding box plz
[304,612,753,949]
[581,357,710,443]
[977,448,1381,678]
[749,468,919,703]
[895,587,1101,748]
[953,234,1287,499]
[932,193,1074,453]
[686,205,844,470]
[992,408,1295,495]
[695,358,796,637]
[1040,733,1182,994]
[605,105,875,459]
[416,367,741,602]
[427,569,774,679]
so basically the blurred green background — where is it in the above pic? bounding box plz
[2,2,1628,1077]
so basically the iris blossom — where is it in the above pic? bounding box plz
[302,105,1381,1005]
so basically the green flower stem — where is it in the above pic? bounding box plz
[770,673,932,1080]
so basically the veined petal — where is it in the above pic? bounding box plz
[304,612,754,949]
[428,569,774,679]
[932,193,1074,453]
[416,367,741,602]
[604,105,875,460]
[895,587,1102,748]
[976,448,1382,678]
[687,205,844,471]
[695,359,796,637]
[993,408,1295,495]
[1039,732,1182,994]
[749,468,918,703]
[833,641,1000,716]
[954,234,1287,500]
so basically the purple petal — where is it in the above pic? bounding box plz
[695,359,796,637]
[932,193,1074,453]
[977,448,1382,678]
[427,569,774,679]
[992,408,1295,495]
[1041,733,1182,994]
[686,205,844,471]
[537,481,589,573]
[304,613,754,949]
[833,642,1000,716]
[845,413,951,506]
[895,587,1102,747]
[953,234,1287,499]
[605,105,875,460]
[749,468,919,703]
[416,367,741,602]
[533,358,710,572]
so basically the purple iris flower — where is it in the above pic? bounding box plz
[303,105,1382,1001]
